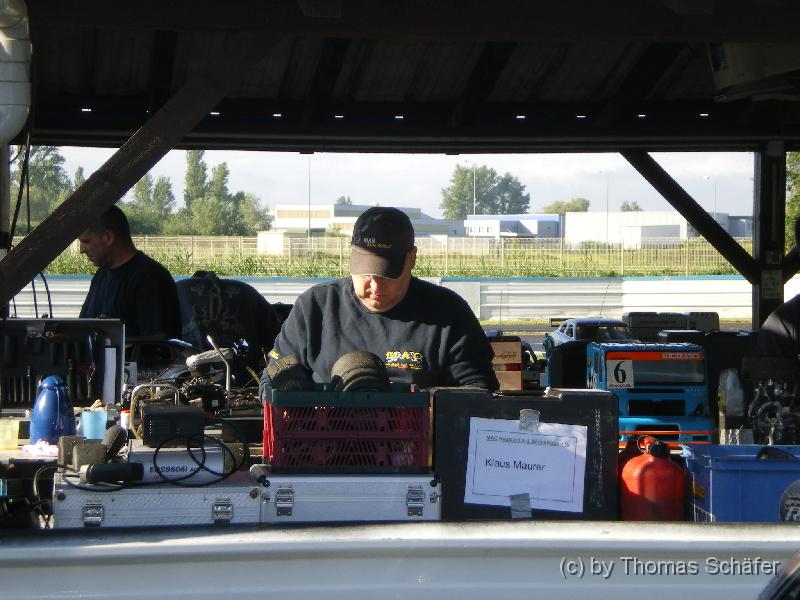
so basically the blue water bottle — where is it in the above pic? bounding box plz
[30,375,76,444]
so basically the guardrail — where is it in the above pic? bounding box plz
[10,274,800,323]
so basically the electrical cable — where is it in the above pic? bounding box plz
[8,132,29,248]
[150,431,239,488]
[38,271,53,317]
[8,143,23,165]
[32,463,66,528]
[25,162,40,317]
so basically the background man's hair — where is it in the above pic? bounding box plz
[87,205,132,242]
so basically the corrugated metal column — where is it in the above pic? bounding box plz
[752,141,786,327]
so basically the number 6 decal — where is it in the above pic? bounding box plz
[607,359,634,388]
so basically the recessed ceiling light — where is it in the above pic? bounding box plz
[272,113,283,118]
[576,114,587,119]
[210,111,220,116]
[80,107,92,113]
[515,114,526,120]
[334,114,344,119]
[699,112,709,118]
[637,114,646,119]
[394,115,404,120]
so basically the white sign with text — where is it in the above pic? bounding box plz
[464,417,587,513]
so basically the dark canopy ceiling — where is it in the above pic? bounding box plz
[24,0,800,153]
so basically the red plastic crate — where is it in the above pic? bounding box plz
[263,402,430,472]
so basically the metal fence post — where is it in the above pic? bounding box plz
[685,240,689,276]
[338,237,343,276]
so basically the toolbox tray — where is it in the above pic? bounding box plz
[263,384,430,473]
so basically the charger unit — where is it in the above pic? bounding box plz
[141,404,206,448]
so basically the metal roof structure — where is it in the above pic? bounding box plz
[24,0,800,152]
[3,0,800,324]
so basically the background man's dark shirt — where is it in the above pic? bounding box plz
[270,276,498,390]
[80,251,180,338]
[756,294,800,358]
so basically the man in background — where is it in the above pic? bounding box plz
[79,205,179,339]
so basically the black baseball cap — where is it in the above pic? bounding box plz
[350,207,415,279]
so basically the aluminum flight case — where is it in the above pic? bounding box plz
[51,471,262,529]
[252,468,441,523]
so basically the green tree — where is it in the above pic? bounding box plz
[440,165,529,219]
[125,173,177,234]
[493,173,530,215]
[620,200,642,212]
[786,152,800,250]
[73,166,86,189]
[10,145,72,228]
[152,176,176,216]
[184,150,208,209]
[208,162,230,204]
[336,195,352,205]
[234,191,271,234]
[131,173,154,207]
[542,197,590,215]
[188,197,221,235]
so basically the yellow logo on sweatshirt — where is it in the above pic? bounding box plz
[385,350,425,371]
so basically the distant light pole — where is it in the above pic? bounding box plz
[598,170,610,242]
[472,164,477,216]
[307,156,311,240]
[704,175,717,217]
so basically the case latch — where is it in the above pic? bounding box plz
[212,498,234,524]
[275,487,294,516]
[82,503,105,527]
[406,485,425,517]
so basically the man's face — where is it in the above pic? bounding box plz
[78,230,112,268]
[352,248,416,313]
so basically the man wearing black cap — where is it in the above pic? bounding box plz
[268,206,498,390]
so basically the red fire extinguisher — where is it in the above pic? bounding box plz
[620,439,686,521]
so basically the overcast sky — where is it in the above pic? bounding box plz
[59,147,756,219]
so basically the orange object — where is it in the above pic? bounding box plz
[617,434,659,478]
[620,440,686,521]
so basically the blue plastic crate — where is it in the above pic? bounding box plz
[682,444,800,522]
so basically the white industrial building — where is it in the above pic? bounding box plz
[271,203,465,237]
[563,210,752,247]
[463,214,560,238]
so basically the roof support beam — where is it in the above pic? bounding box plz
[0,32,272,305]
[449,41,516,128]
[146,30,179,113]
[300,38,350,128]
[753,141,787,327]
[593,44,685,129]
[621,149,758,283]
